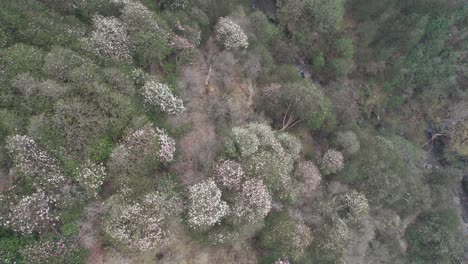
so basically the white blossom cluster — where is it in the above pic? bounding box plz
[339,190,369,226]
[87,14,131,62]
[76,161,106,198]
[227,123,302,159]
[1,135,68,235]
[276,133,302,159]
[187,179,229,229]
[103,192,179,251]
[110,124,176,179]
[155,128,176,163]
[215,17,248,50]
[233,179,272,223]
[245,123,283,154]
[225,123,301,198]
[119,0,171,41]
[274,259,290,264]
[1,191,60,234]
[161,0,189,10]
[291,220,313,257]
[227,127,260,157]
[213,160,245,190]
[295,161,321,191]
[124,125,160,156]
[142,79,185,115]
[20,239,68,263]
[321,149,345,175]
[245,151,294,192]
[5,135,66,192]
[319,218,350,254]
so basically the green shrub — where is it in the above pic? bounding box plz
[260,212,312,261]
[0,228,35,263]
[0,44,44,78]
[89,136,114,163]
[336,132,430,216]
[313,52,326,72]
[305,217,349,264]
[335,37,354,59]
[330,58,350,78]
[130,30,172,67]
[43,47,91,82]
[406,208,463,263]
[249,11,279,47]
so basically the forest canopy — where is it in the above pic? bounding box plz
[0,0,466,263]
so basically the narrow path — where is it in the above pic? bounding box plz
[169,54,221,185]
[79,203,104,264]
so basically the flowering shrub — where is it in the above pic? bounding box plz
[187,179,229,229]
[233,179,272,223]
[213,160,245,190]
[87,15,131,62]
[142,79,185,115]
[334,131,360,155]
[295,161,321,192]
[1,191,60,235]
[1,135,72,235]
[155,128,177,163]
[337,190,369,226]
[215,17,248,50]
[109,124,176,180]
[276,132,302,159]
[109,126,159,184]
[245,151,294,193]
[207,227,240,245]
[224,123,301,201]
[321,149,344,175]
[225,127,260,157]
[158,0,189,10]
[103,192,180,251]
[5,135,66,192]
[245,123,277,147]
[76,161,106,199]
[316,217,350,263]
[20,239,83,263]
[260,213,313,260]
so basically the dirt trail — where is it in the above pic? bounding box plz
[79,203,104,264]
[169,54,221,185]
[169,44,253,185]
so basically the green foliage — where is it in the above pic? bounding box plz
[336,132,430,216]
[306,217,349,264]
[313,52,326,72]
[277,0,345,34]
[275,64,302,84]
[130,30,172,67]
[0,44,44,78]
[406,208,463,263]
[329,58,350,79]
[0,228,35,264]
[249,11,279,47]
[61,223,80,238]
[260,212,312,261]
[287,80,333,130]
[43,46,91,82]
[89,136,114,162]
[335,38,354,59]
